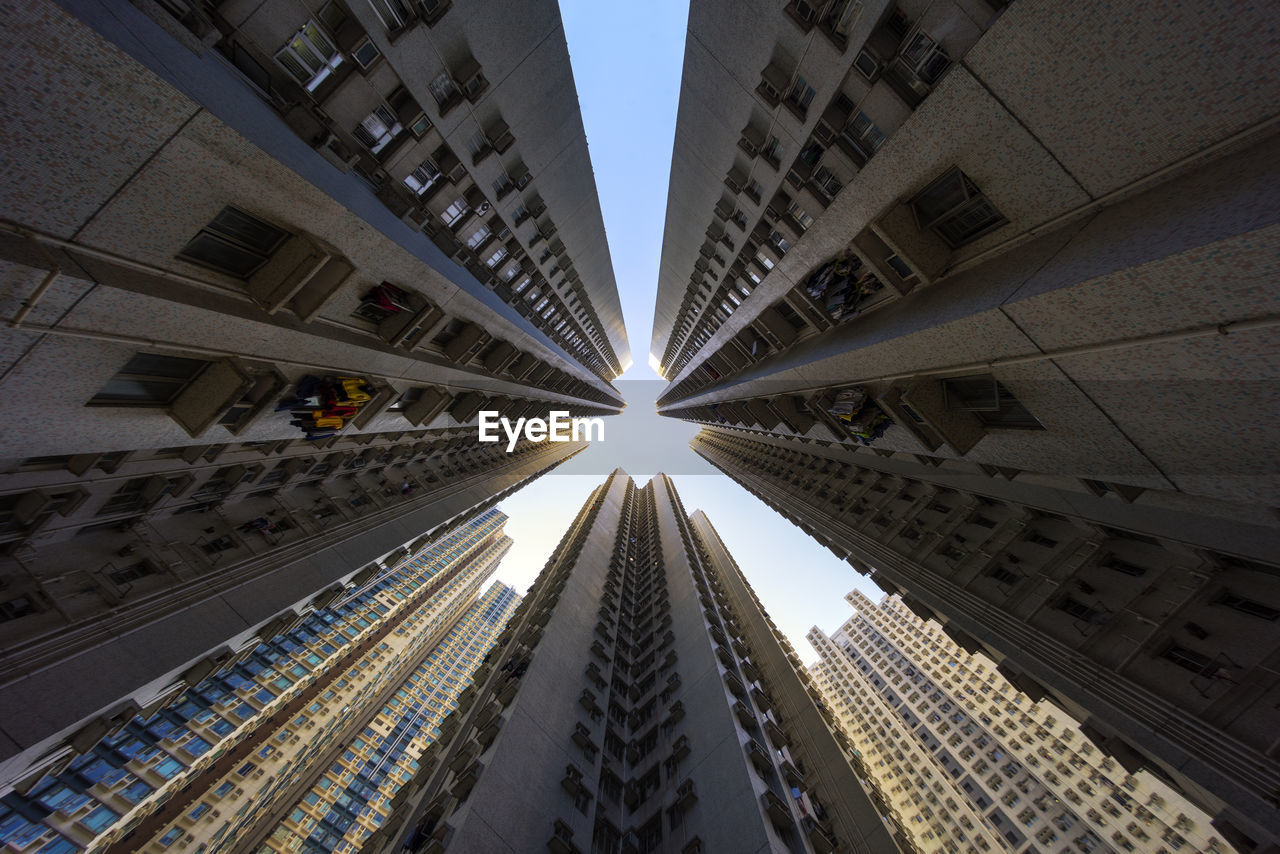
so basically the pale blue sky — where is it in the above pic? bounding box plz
[492,0,883,663]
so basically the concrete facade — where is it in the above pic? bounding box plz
[0,0,622,804]
[367,471,901,854]
[694,426,1280,850]
[0,509,516,853]
[811,590,1235,854]
[653,0,1280,511]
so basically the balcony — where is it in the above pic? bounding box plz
[761,789,793,827]
[448,742,479,775]
[449,759,482,801]
[547,818,581,854]
[803,816,837,854]
[764,718,790,749]
[746,739,772,775]
[671,735,691,763]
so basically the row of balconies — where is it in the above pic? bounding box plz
[662,0,1002,378]
[190,0,617,381]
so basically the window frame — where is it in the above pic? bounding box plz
[176,206,289,279]
[274,21,343,93]
[910,167,1008,248]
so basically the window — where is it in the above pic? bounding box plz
[0,594,43,622]
[786,201,813,230]
[106,561,156,585]
[368,0,411,31]
[941,374,1042,429]
[987,566,1020,586]
[275,22,342,92]
[898,31,951,85]
[80,805,120,832]
[842,111,886,160]
[1104,557,1147,577]
[158,828,183,847]
[428,71,459,108]
[353,104,402,154]
[465,129,488,158]
[812,165,843,198]
[1057,597,1105,624]
[910,168,1008,248]
[1216,592,1279,621]
[89,353,209,406]
[177,206,288,277]
[404,158,441,194]
[485,247,508,268]
[465,225,491,250]
[352,37,380,69]
[786,75,817,114]
[823,0,860,36]
[441,198,469,226]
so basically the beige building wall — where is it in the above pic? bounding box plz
[693,426,1280,851]
[811,590,1236,854]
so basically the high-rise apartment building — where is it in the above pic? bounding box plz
[810,589,1235,854]
[652,0,1277,514]
[653,1,1280,847]
[0,508,517,854]
[251,583,520,854]
[693,428,1280,850]
[0,0,623,794]
[366,471,901,854]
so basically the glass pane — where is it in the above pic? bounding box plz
[208,207,287,254]
[276,49,311,84]
[181,233,267,277]
[913,172,968,223]
[353,39,380,67]
[289,36,325,73]
[93,378,184,404]
[301,21,336,58]
[121,353,208,379]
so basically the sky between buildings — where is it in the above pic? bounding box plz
[491,0,884,664]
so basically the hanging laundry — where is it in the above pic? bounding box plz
[285,374,377,437]
[826,386,891,445]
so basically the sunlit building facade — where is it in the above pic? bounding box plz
[368,471,901,854]
[693,428,1280,850]
[810,590,1235,854]
[0,510,513,853]
[254,583,520,854]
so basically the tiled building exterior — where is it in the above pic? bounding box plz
[653,0,1280,847]
[251,582,520,854]
[0,0,623,800]
[0,509,515,853]
[367,472,901,854]
[693,427,1280,850]
[810,590,1234,854]
[652,0,1278,522]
